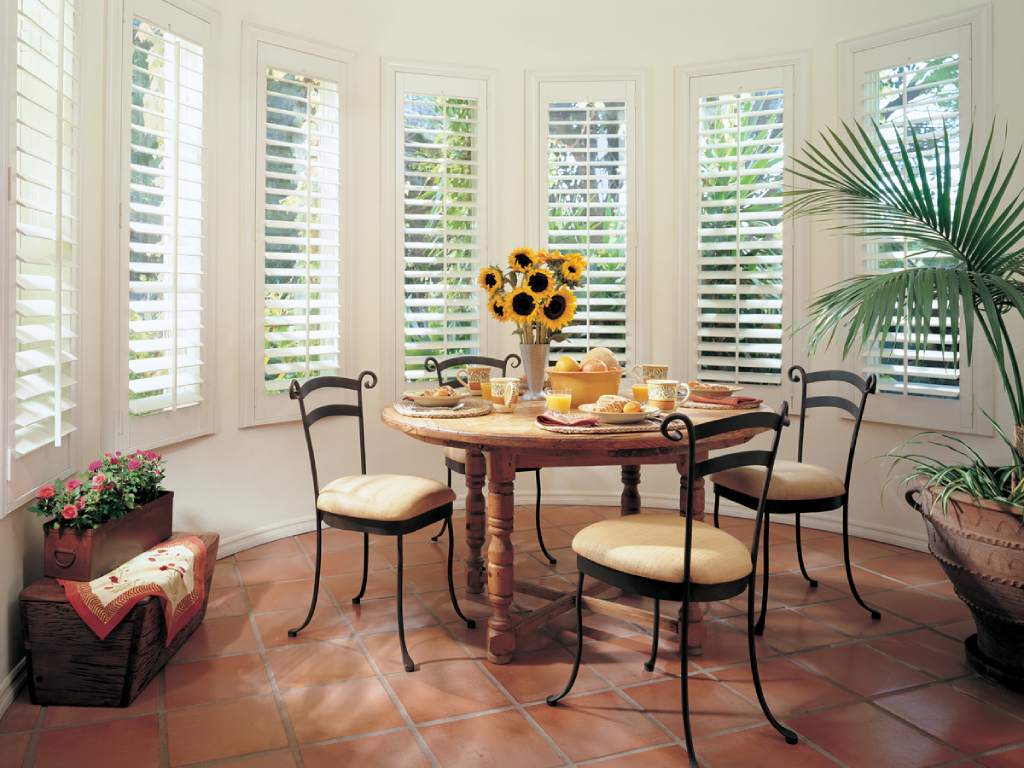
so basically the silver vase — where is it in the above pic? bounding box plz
[519,343,549,401]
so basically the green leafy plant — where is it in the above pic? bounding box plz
[785,119,1024,506]
[31,450,167,530]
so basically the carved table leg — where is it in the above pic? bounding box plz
[679,448,709,653]
[620,465,641,515]
[464,447,486,594]
[484,449,517,664]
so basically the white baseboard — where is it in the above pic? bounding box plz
[219,516,319,558]
[0,658,26,721]
[217,488,928,559]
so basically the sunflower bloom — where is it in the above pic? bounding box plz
[488,292,510,322]
[560,253,586,283]
[508,247,536,272]
[539,287,576,331]
[524,267,556,299]
[478,267,503,294]
[506,287,539,322]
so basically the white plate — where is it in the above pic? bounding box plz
[686,383,744,400]
[404,391,463,408]
[578,403,660,424]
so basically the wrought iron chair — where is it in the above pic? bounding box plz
[546,404,796,768]
[424,354,557,564]
[288,372,474,672]
[710,366,880,634]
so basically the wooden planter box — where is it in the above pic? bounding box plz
[43,491,174,581]
[21,531,218,707]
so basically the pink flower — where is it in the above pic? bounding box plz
[91,472,107,490]
[76,496,87,509]
[127,459,141,470]
[115,451,122,457]
[61,504,78,520]
[88,460,103,472]
[65,478,82,491]
[37,484,55,500]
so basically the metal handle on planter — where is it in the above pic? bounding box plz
[905,488,925,513]
[53,550,77,568]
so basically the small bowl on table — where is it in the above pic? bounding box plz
[578,402,660,424]
[405,390,462,408]
[685,382,744,401]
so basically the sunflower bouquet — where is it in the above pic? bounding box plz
[478,247,585,344]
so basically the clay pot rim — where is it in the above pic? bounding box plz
[917,483,1023,517]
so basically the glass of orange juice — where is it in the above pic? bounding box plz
[632,383,649,402]
[544,388,572,415]
[479,380,492,401]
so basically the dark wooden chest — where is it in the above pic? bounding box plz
[20,531,218,707]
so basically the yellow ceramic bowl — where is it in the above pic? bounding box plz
[546,368,622,406]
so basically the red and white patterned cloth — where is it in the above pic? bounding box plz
[59,536,207,645]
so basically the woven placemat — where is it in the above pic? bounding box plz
[678,399,761,411]
[394,399,493,418]
[535,419,679,435]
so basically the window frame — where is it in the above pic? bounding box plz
[838,7,993,433]
[381,59,495,397]
[5,0,82,509]
[238,24,353,427]
[103,0,218,451]
[525,69,646,367]
[677,54,808,404]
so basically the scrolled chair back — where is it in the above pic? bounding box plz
[289,371,378,501]
[660,402,789,583]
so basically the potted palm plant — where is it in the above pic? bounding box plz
[786,120,1024,690]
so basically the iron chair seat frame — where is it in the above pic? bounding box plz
[547,405,798,768]
[424,354,556,564]
[287,372,475,673]
[711,365,881,635]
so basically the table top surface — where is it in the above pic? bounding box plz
[381,399,772,453]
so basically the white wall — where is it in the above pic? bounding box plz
[3,0,1023,701]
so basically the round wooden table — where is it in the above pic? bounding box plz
[381,399,768,664]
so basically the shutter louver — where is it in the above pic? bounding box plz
[696,89,785,385]
[127,19,205,416]
[401,89,481,383]
[858,54,961,400]
[13,0,79,457]
[261,68,342,393]
[545,100,629,363]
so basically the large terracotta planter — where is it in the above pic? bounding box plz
[909,486,1024,691]
[43,491,174,581]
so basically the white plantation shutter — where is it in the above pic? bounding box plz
[243,38,346,424]
[397,73,485,383]
[688,67,793,387]
[856,39,965,399]
[8,0,79,498]
[119,0,212,448]
[540,82,634,365]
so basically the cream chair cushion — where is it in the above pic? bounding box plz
[710,460,846,502]
[572,514,752,585]
[443,446,467,465]
[317,475,455,521]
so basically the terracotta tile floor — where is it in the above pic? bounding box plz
[4,506,1024,768]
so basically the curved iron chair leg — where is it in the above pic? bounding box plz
[431,469,453,542]
[396,535,416,672]
[679,589,699,768]
[794,513,818,588]
[747,572,799,745]
[289,514,323,637]
[445,515,476,629]
[713,489,721,528]
[644,599,660,672]
[755,512,770,635]
[841,501,881,620]
[546,572,585,705]
[352,532,369,604]
[535,470,556,565]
